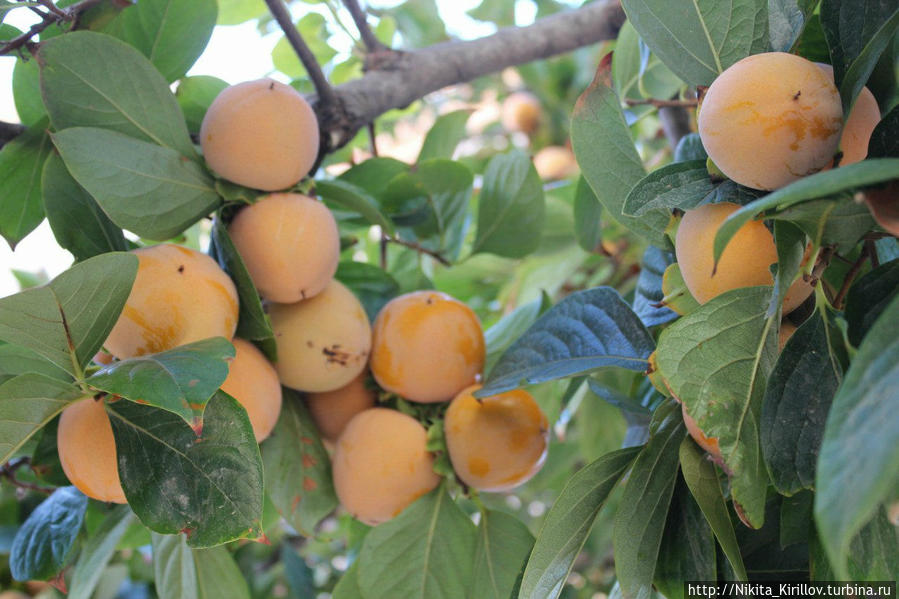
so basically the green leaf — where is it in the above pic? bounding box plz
[332,561,364,599]
[480,287,655,396]
[52,127,220,240]
[655,287,778,528]
[317,179,395,235]
[472,149,545,258]
[472,509,534,599]
[633,246,678,328]
[518,447,639,599]
[770,197,876,251]
[484,295,546,374]
[467,0,514,26]
[9,487,87,581]
[780,490,813,549]
[29,415,69,486]
[621,0,768,86]
[868,105,899,158]
[844,259,899,347]
[712,159,899,264]
[660,263,701,317]
[109,392,264,547]
[0,252,138,376]
[0,343,71,386]
[768,0,817,52]
[814,293,899,578]
[0,121,52,248]
[613,402,684,599]
[762,312,841,495]
[208,218,276,360]
[104,0,217,82]
[152,533,198,599]
[38,30,195,158]
[357,484,477,599]
[335,261,400,322]
[571,58,662,245]
[769,220,806,317]
[338,157,409,198]
[388,0,447,48]
[0,373,81,465]
[87,338,234,429]
[679,438,747,580]
[194,543,252,599]
[654,476,716,599]
[260,393,337,535]
[176,76,229,135]
[42,152,128,261]
[612,20,683,102]
[573,176,602,253]
[417,110,470,162]
[216,0,265,25]
[68,505,135,599]
[282,545,315,599]
[272,13,336,77]
[12,57,45,127]
[674,133,708,163]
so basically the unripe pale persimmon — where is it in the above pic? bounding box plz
[682,405,721,461]
[675,202,813,313]
[445,385,548,491]
[370,291,485,403]
[816,64,881,166]
[533,145,579,180]
[228,193,339,303]
[501,91,541,134]
[104,244,239,359]
[332,408,439,525]
[269,280,371,392]
[699,52,842,190]
[306,371,377,442]
[57,398,126,503]
[201,78,319,191]
[220,338,282,442]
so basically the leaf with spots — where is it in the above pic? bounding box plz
[108,392,264,548]
[260,392,336,535]
[87,337,235,430]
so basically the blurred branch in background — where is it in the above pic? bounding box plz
[343,0,387,53]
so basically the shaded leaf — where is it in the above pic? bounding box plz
[484,295,547,374]
[176,76,228,135]
[317,178,395,234]
[633,246,678,328]
[335,261,401,322]
[573,176,602,253]
[844,258,899,347]
[867,104,899,158]
[0,121,52,248]
[0,373,81,464]
[9,487,87,581]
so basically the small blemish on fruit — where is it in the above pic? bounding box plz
[177,265,185,273]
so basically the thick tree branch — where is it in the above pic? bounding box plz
[343,0,386,53]
[314,0,626,154]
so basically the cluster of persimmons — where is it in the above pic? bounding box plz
[56,79,549,527]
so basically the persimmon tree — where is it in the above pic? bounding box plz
[0,0,897,598]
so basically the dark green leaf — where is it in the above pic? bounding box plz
[38,30,195,158]
[679,439,747,580]
[0,121,52,248]
[335,261,400,322]
[417,110,470,162]
[472,150,544,258]
[0,252,138,376]
[633,246,678,328]
[769,221,806,318]
[762,312,841,495]
[12,57,45,127]
[814,293,899,578]
[357,485,477,599]
[770,197,876,250]
[614,402,684,599]
[260,393,336,535]
[317,178,395,234]
[9,486,87,581]
[573,176,602,253]
[88,338,234,429]
[780,490,813,549]
[208,219,276,360]
[621,0,769,86]
[655,287,778,528]
[176,76,228,135]
[793,13,831,62]
[844,259,899,347]
[109,392,264,547]
[673,133,708,163]
[42,152,128,261]
[518,447,639,599]
[104,0,218,82]
[471,509,533,599]
[68,505,135,599]
[480,287,655,396]
[52,127,220,240]
[0,343,70,385]
[712,159,899,264]
[29,416,69,486]
[868,105,899,158]
[484,296,545,374]
[0,373,80,465]
[282,545,315,599]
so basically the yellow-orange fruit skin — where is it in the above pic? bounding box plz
[445,385,548,492]
[220,339,282,442]
[269,281,371,392]
[682,405,721,461]
[370,291,485,404]
[306,371,377,442]
[675,203,813,313]
[699,52,842,190]
[228,193,339,303]
[501,92,541,133]
[817,64,881,166]
[57,398,127,504]
[332,408,439,525]
[533,146,579,180]
[200,79,319,191]
[104,244,239,359]
[778,320,798,352]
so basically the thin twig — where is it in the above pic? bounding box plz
[385,236,451,266]
[367,122,378,157]
[1,458,55,495]
[833,245,870,309]
[263,0,339,105]
[624,97,698,108]
[37,0,68,19]
[342,0,386,52]
[0,0,105,55]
